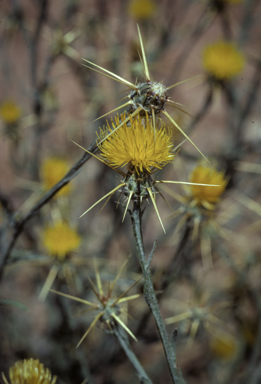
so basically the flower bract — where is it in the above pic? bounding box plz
[2,358,57,384]
[203,41,245,80]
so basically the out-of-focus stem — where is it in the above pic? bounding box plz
[113,326,153,384]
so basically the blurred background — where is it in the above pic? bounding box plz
[1,1,261,383]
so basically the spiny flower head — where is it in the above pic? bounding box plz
[165,289,229,345]
[50,259,140,347]
[0,100,22,124]
[98,113,175,174]
[2,358,57,384]
[41,157,71,197]
[128,0,157,20]
[83,26,207,161]
[203,40,245,80]
[42,221,81,260]
[190,164,227,206]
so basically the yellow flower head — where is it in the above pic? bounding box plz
[42,221,81,260]
[0,100,22,124]
[203,41,245,80]
[209,332,238,360]
[98,113,175,174]
[41,157,71,197]
[128,0,157,20]
[2,358,57,384]
[190,164,227,205]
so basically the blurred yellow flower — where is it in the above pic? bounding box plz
[2,358,57,384]
[0,100,22,124]
[41,157,71,196]
[209,332,238,360]
[203,41,245,80]
[42,221,81,260]
[190,165,227,206]
[98,113,175,174]
[128,0,157,19]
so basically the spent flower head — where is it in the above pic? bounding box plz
[2,358,57,384]
[0,100,22,124]
[41,157,71,197]
[203,40,245,80]
[50,259,141,347]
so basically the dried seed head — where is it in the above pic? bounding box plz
[128,81,168,116]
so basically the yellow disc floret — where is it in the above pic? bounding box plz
[42,221,81,260]
[190,165,227,205]
[0,100,22,124]
[203,41,245,80]
[128,0,157,20]
[98,113,175,174]
[3,358,57,384]
[41,157,71,197]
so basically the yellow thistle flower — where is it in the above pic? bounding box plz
[74,115,218,233]
[128,0,157,20]
[2,358,57,384]
[164,163,227,266]
[41,157,71,197]
[203,41,245,80]
[98,113,175,174]
[0,100,22,124]
[190,165,227,206]
[42,221,81,260]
